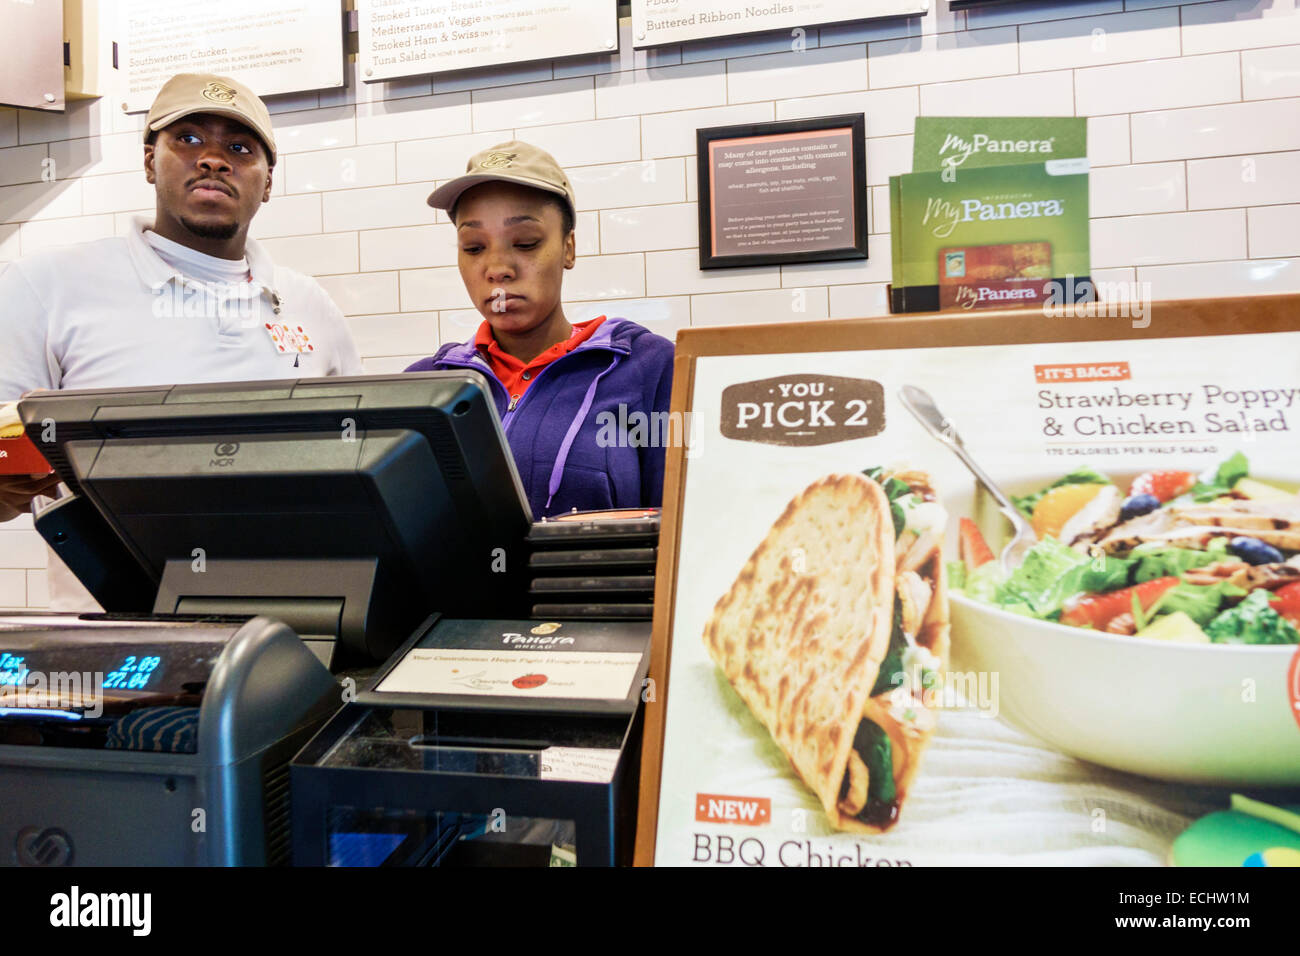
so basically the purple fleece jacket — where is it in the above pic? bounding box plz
[405,317,674,518]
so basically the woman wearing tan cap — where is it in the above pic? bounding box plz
[406,141,674,518]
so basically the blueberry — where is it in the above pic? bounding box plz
[1120,493,1161,521]
[1228,536,1284,566]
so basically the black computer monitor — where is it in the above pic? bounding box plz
[18,373,533,668]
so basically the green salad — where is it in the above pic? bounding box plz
[952,454,1300,645]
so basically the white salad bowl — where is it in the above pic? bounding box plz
[950,593,1300,786]
[948,470,1300,786]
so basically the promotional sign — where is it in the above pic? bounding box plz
[118,0,344,113]
[892,116,1090,314]
[631,0,928,48]
[889,160,1091,312]
[912,116,1087,175]
[637,295,1300,866]
[357,0,618,82]
[698,115,867,269]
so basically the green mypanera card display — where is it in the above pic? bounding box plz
[889,159,1092,313]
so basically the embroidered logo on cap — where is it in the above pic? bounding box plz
[201,81,238,105]
[478,151,516,169]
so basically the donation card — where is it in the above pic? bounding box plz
[374,618,650,710]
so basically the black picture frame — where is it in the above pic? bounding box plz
[696,113,867,270]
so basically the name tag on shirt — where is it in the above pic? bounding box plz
[264,321,315,354]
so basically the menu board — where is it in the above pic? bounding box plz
[357,0,618,83]
[632,0,928,48]
[637,296,1300,867]
[118,0,345,113]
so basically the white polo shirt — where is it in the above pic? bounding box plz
[0,215,362,397]
[0,217,364,609]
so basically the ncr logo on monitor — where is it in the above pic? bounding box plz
[210,442,241,468]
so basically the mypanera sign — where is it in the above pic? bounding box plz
[720,374,884,446]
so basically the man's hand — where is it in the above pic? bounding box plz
[0,473,62,522]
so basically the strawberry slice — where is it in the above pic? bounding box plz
[959,517,995,571]
[1128,470,1195,503]
[1270,581,1300,627]
[1061,576,1179,630]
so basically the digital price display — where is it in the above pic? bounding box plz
[102,655,163,692]
[0,648,175,694]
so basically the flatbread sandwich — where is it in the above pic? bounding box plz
[702,467,949,832]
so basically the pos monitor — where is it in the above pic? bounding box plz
[18,373,533,669]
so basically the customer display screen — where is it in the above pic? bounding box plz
[101,654,164,691]
[0,628,227,705]
[0,645,193,694]
[0,622,233,752]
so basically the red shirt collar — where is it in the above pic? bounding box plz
[473,316,607,396]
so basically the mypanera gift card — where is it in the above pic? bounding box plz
[938,241,1053,309]
[889,161,1090,313]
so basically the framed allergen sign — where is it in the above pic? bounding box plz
[697,114,867,270]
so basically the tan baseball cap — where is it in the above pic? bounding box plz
[144,73,277,166]
[428,140,575,221]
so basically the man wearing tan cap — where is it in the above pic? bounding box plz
[405,140,674,517]
[0,73,362,609]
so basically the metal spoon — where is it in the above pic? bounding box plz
[899,384,1038,573]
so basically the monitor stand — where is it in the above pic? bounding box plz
[35,494,157,612]
[153,557,407,671]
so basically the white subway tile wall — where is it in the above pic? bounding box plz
[0,223,23,261]
[1,0,1297,608]
[0,145,51,188]
[0,111,17,150]
[1242,44,1300,99]
[918,69,1075,117]
[1249,204,1300,258]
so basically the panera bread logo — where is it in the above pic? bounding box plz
[201,82,237,105]
[478,151,516,169]
[720,374,884,446]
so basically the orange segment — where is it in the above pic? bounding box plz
[1031,483,1105,539]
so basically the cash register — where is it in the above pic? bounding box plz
[0,613,334,865]
[12,373,653,866]
[5,372,535,865]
